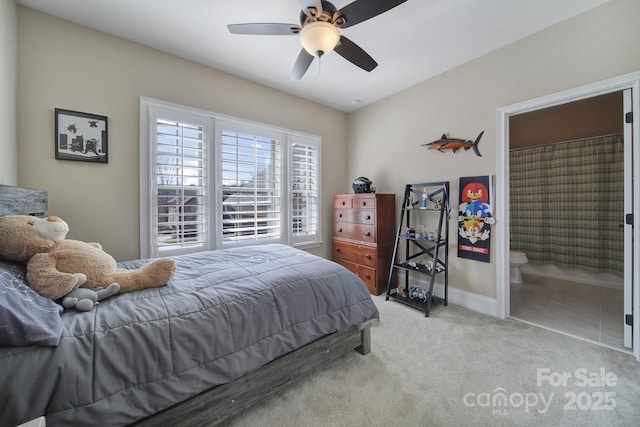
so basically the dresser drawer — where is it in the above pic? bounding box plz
[334,196,353,209]
[335,209,375,224]
[333,259,380,294]
[352,195,376,209]
[332,239,377,268]
[334,222,376,243]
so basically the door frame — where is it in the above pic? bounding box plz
[496,71,640,361]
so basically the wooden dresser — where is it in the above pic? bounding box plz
[332,193,395,295]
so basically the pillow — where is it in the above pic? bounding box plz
[0,260,64,347]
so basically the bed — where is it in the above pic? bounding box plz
[0,185,379,427]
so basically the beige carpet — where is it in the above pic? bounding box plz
[228,294,640,426]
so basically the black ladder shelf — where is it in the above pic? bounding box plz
[385,182,450,317]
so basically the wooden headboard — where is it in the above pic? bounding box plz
[0,185,48,216]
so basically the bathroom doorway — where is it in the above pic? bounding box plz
[496,71,640,360]
[508,92,625,350]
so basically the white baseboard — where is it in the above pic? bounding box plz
[447,285,499,317]
[426,281,498,317]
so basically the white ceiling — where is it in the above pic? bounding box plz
[17,0,610,112]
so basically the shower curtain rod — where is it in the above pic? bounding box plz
[509,132,622,151]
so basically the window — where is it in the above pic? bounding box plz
[155,118,206,251]
[140,98,321,258]
[219,124,281,245]
[289,137,320,246]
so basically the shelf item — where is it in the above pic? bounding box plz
[332,193,395,295]
[386,182,450,316]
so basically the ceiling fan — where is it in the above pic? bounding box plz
[227,0,408,80]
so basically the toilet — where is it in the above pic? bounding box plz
[509,251,528,283]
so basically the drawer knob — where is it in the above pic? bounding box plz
[336,247,340,252]
[361,201,367,206]
[365,232,371,237]
[366,215,371,220]
[338,228,343,233]
[341,201,346,206]
[364,274,371,279]
[365,254,372,260]
[339,213,343,218]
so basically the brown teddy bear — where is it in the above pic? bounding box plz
[0,215,176,300]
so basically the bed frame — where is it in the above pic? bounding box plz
[0,185,373,426]
[134,324,371,426]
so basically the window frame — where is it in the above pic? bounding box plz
[140,97,322,258]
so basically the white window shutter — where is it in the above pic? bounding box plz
[149,108,208,257]
[219,123,282,245]
[289,134,321,246]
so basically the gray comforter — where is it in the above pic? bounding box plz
[0,244,379,426]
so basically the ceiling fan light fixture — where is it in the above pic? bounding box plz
[300,21,340,57]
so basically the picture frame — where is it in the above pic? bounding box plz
[55,108,108,163]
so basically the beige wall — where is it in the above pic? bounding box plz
[0,0,17,185]
[16,6,348,261]
[347,0,640,299]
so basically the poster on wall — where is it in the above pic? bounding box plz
[458,175,495,263]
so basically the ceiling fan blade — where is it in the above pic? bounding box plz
[227,23,301,35]
[291,49,315,80]
[334,0,407,28]
[334,35,377,72]
[298,0,323,18]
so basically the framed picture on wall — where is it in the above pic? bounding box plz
[55,108,108,163]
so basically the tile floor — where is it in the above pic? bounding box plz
[510,272,627,351]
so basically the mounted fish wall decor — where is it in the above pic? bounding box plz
[421,131,484,157]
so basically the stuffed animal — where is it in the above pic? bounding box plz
[62,282,121,312]
[0,215,176,300]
